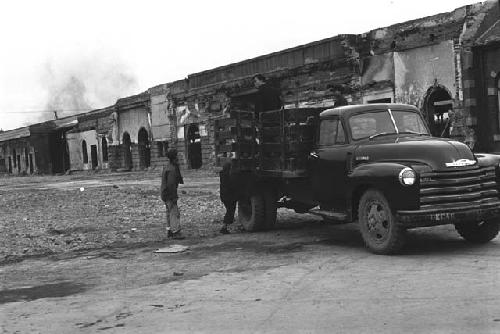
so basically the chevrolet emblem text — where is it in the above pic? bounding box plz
[445,159,477,167]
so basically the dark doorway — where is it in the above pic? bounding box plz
[82,140,88,164]
[90,145,98,169]
[12,149,16,169]
[423,86,453,138]
[137,128,151,169]
[16,155,21,173]
[49,130,70,174]
[24,148,29,171]
[187,124,202,169]
[8,156,12,173]
[122,132,132,170]
[102,137,108,163]
[29,154,33,174]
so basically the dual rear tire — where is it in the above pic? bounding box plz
[237,187,277,231]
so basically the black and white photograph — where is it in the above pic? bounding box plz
[1,0,500,332]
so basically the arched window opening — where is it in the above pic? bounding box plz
[137,127,151,169]
[82,140,88,164]
[423,85,453,138]
[102,137,108,162]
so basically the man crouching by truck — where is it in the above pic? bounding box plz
[219,161,240,234]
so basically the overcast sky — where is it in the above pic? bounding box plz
[0,0,477,130]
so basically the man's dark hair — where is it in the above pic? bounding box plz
[253,74,267,83]
[166,148,178,162]
[328,84,345,94]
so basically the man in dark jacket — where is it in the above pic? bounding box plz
[253,74,282,115]
[160,149,184,239]
[219,162,238,234]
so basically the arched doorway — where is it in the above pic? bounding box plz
[423,85,453,137]
[122,132,132,170]
[138,128,151,169]
[187,124,202,169]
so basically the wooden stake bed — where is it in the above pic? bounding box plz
[214,107,326,178]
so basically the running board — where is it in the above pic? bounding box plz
[308,209,348,223]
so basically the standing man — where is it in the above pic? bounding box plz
[253,74,282,116]
[160,148,184,239]
[219,161,238,234]
[331,86,348,108]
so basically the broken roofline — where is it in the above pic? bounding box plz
[181,2,483,92]
[0,127,31,142]
[169,57,356,100]
[116,91,150,108]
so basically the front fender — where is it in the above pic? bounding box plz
[348,162,419,212]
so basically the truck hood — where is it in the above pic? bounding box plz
[354,136,475,171]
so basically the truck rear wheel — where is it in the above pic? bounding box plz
[455,220,499,243]
[238,194,265,231]
[358,189,406,254]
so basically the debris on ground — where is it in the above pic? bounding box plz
[154,245,189,253]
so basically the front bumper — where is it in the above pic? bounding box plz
[397,200,500,228]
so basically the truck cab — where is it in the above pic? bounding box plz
[306,104,500,253]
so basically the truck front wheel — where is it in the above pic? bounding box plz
[455,220,499,243]
[238,194,265,231]
[358,190,407,254]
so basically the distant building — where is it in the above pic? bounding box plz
[66,106,115,171]
[108,92,151,171]
[0,123,53,174]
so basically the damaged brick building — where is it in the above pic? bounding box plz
[2,0,500,174]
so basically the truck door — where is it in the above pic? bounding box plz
[309,117,352,209]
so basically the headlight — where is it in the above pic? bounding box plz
[399,167,416,186]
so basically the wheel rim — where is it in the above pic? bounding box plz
[365,200,390,243]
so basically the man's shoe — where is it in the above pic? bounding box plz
[220,226,230,234]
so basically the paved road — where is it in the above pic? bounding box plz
[1,221,499,333]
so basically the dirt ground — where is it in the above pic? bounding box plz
[1,170,500,333]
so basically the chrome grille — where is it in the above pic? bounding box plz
[419,166,499,210]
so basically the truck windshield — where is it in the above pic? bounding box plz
[349,109,429,140]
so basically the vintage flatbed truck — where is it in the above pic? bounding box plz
[214,103,500,254]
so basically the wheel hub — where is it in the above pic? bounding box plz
[366,202,389,241]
